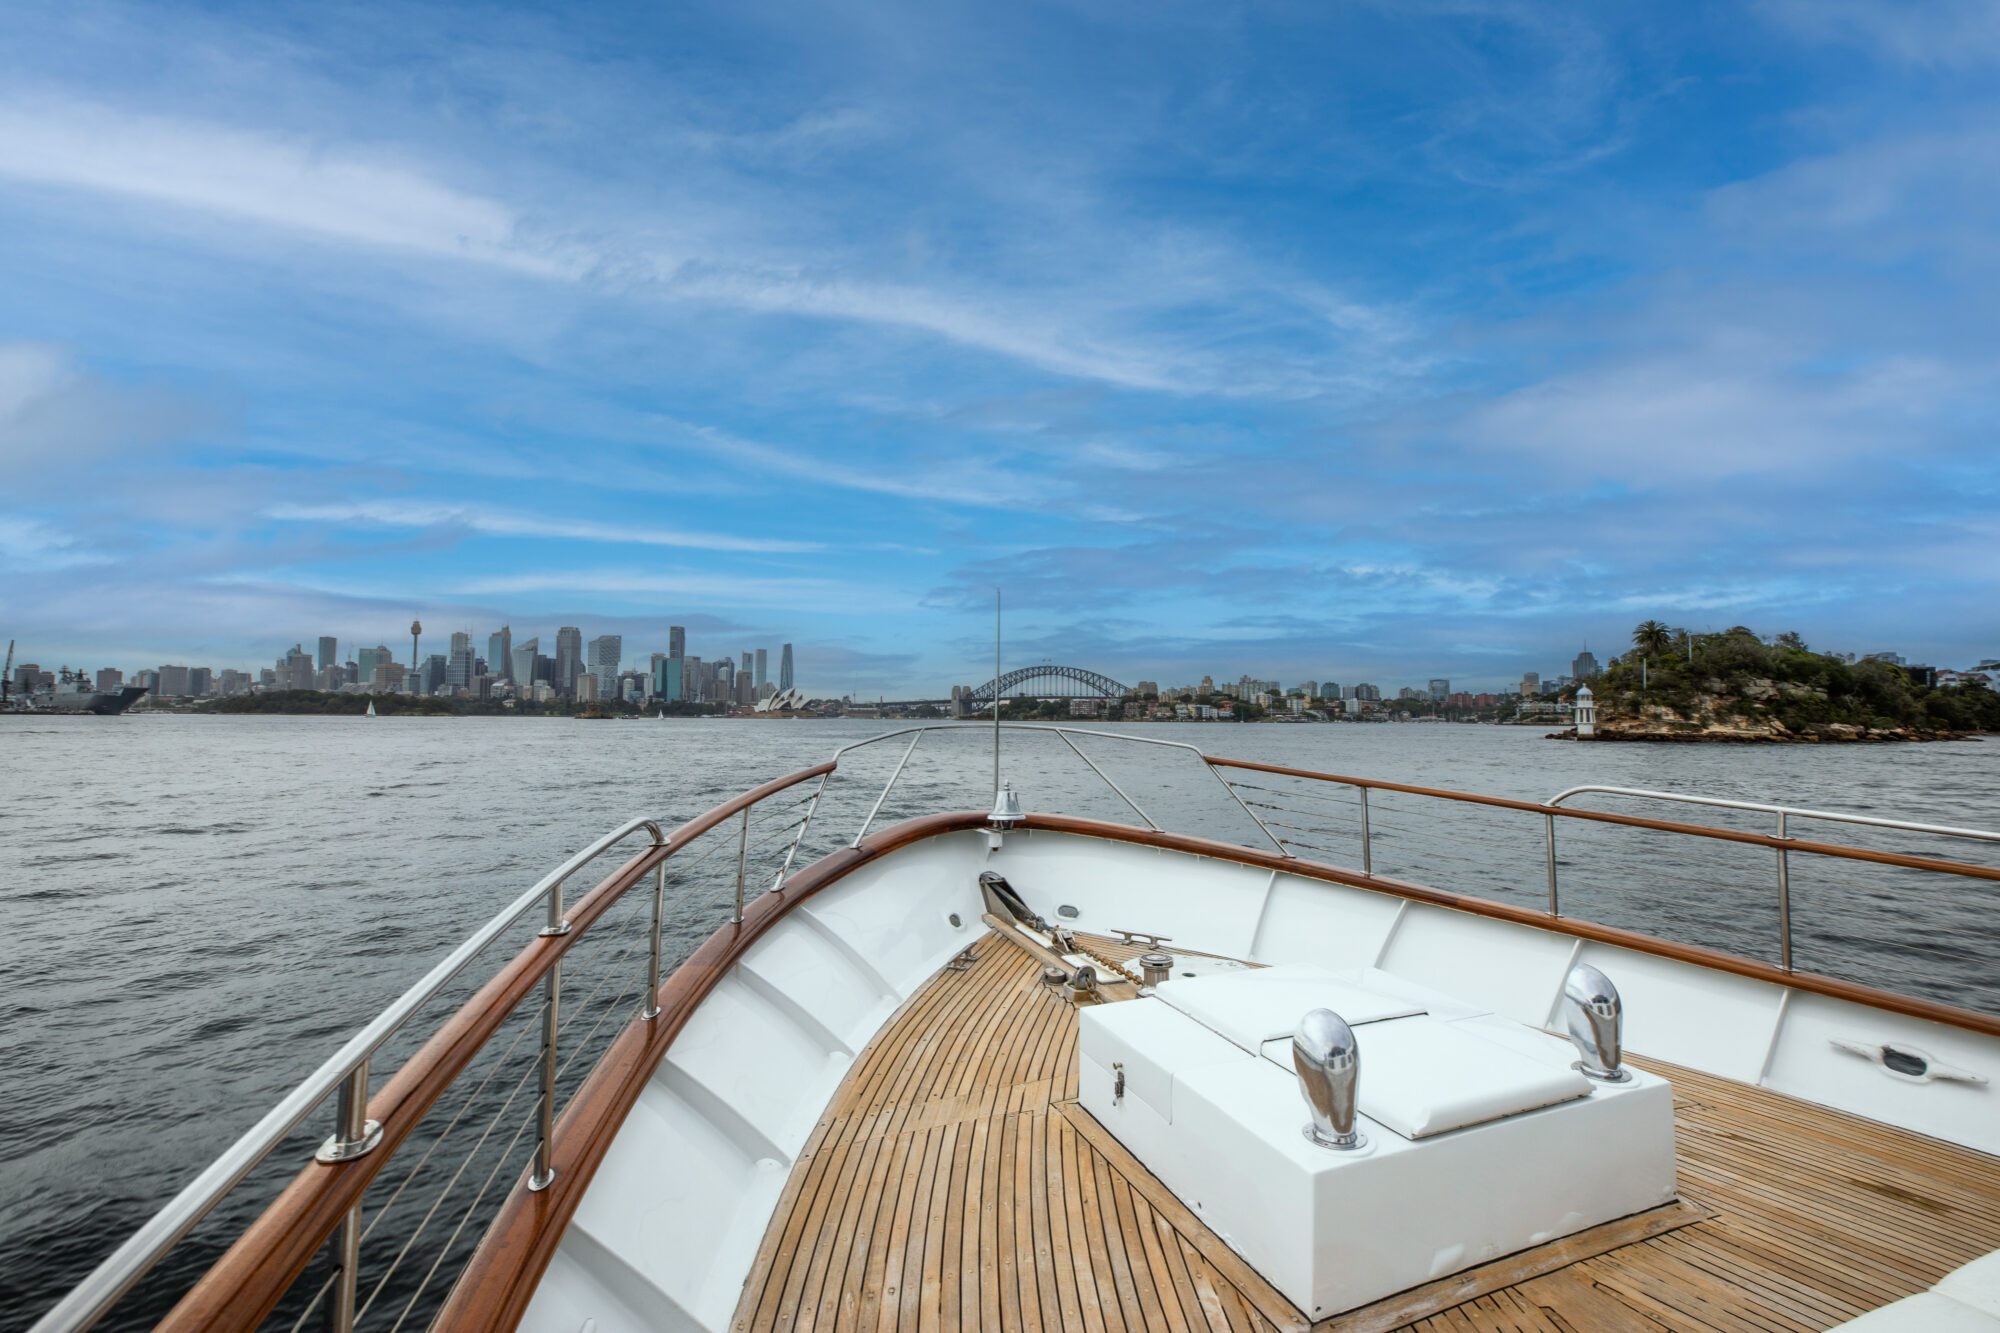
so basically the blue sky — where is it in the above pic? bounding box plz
[1,0,1994,695]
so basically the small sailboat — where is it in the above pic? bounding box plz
[365,700,377,717]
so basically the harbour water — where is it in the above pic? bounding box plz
[3,715,1996,1328]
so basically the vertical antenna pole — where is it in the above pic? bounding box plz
[993,588,1002,800]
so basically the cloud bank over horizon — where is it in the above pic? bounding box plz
[0,0,1993,695]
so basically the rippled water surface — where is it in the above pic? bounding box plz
[3,715,1995,1328]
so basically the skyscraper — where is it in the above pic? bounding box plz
[490,626,513,682]
[1572,648,1600,680]
[669,624,685,660]
[588,635,622,692]
[1428,678,1450,702]
[357,646,388,686]
[779,643,794,692]
[446,636,476,691]
[511,638,538,691]
[555,626,583,696]
[754,647,768,690]
[317,636,338,670]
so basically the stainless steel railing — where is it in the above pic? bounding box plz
[29,816,671,1333]
[1545,786,2000,971]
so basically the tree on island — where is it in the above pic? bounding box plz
[1631,620,1672,660]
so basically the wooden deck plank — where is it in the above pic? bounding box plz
[734,931,2000,1333]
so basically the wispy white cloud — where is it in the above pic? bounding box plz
[0,95,573,275]
[265,500,820,554]
[451,569,906,613]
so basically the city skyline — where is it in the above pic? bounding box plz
[2,4,1995,692]
[10,612,1971,705]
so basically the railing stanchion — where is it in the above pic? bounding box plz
[529,965,559,1191]
[1776,811,1793,972]
[644,856,666,1020]
[1359,787,1373,876]
[734,806,750,924]
[530,876,569,1192]
[776,771,832,887]
[319,1058,374,1333]
[1544,813,1559,916]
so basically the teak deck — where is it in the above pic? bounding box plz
[731,931,2000,1333]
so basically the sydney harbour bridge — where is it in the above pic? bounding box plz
[876,664,1130,710]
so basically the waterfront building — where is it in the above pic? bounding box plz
[317,637,338,671]
[510,639,538,691]
[370,662,406,693]
[588,635,622,691]
[1572,649,1600,681]
[735,669,753,707]
[779,643,794,692]
[755,648,768,691]
[577,673,599,704]
[1520,671,1540,698]
[1355,683,1381,701]
[489,626,513,682]
[187,667,212,697]
[357,646,387,687]
[1429,678,1449,702]
[157,665,192,697]
[95,667,123,691]
[684,655,704,702]
[218,669,250,696]
[136,669,159,693]
[555,627,583,696]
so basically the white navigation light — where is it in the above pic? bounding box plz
[1293,1008,1366,1150]
[1563,963,1631,1082]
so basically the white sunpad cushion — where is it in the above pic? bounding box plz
[1260,1014,1591,1139]
[1154,964,1421,1052]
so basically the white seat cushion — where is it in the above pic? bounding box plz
[1155,964,1421,1051]
[1939,1251,2000,1318]
[1831,1291,2000,1330]
[1261,1015,1591,1139]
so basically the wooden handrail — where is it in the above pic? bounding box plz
[1202,755,2000,883]
[438,805,2000,1332]
[155,762,833,1333]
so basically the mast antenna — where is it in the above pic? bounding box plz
[993,588,1002,801]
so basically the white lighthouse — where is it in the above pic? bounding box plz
[1574,683,1596,738]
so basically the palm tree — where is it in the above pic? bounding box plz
[1632,620,1672,659]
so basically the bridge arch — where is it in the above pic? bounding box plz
[965,665,1129,705]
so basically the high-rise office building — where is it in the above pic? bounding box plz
[684,655,703,703]
[357,646,388,687]
[588,635,622,691]
[511,638,538,692]
[416,654,447,695]
[95,667,123,692]
[735,669,753,706]
[317,636,338,670]
[446,639,476,691]
[1572,649,1600,681]
[188,667,213,697]
[489,626,513,682]
[1520,672,1541,697]
[779,643,794,692]
[669,625,685,660]
[555,627,583,696]
[754,648,768,690]
[157,665,192,697]
[1428,678,1450,702]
